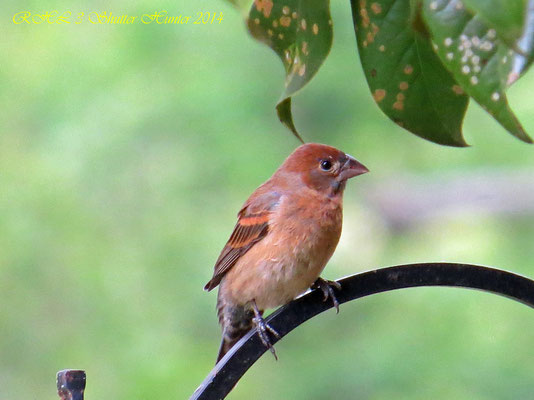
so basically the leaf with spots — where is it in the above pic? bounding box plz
[423,0,533,143]
[461,0,534,82]
[461,0,526,45]
[351,0,469,146]
[247,0,333,142]
[226,0,533,146]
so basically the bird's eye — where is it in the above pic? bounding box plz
[320,160,333,171]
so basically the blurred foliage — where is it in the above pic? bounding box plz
[1,0,534,399]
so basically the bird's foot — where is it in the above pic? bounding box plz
[312,277,342,313]
[251,301,280,360]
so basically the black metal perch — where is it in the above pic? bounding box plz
[56,263,534,400]
[189,263,534,400]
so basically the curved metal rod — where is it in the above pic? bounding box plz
[190,263,534,400]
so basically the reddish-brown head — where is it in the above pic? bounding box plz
[278,143,369,194]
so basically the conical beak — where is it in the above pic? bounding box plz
[338,154,369,181]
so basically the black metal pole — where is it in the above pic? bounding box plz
[190,263,534,400]
[57,369,86,400]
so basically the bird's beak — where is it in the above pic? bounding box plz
[338,154,369,181]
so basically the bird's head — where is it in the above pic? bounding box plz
[279,143,369,195]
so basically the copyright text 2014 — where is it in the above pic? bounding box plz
[13,10,224,25]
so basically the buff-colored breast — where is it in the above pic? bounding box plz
[220,191,343,310]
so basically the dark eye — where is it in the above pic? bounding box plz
[320,160,332,171]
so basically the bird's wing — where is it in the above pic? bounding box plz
[204,189,281,291]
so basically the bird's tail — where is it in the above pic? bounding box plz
[216,303,254,364]
[216,333,243,363]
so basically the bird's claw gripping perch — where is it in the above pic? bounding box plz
[313,277,342,313]
[252,301,280,360]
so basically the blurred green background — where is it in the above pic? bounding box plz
[2,0,534,399]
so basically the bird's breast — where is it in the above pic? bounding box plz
[221,193,343,310]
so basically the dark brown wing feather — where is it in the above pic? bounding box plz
[204,189,281,291]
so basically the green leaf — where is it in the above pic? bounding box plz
[422,0,533,143]
[461,0,526,45]
[351,0,469,146]
[276,97,304,142]
[247,0,333,142]
[462,0,534,80]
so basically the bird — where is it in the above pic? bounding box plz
[204,143,369,363]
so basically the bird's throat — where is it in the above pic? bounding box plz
[330,180,346,196]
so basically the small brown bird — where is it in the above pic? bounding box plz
[205,143,368,363]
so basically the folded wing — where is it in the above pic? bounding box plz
[204,189,281,291]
